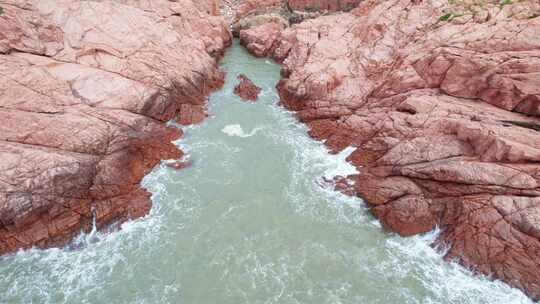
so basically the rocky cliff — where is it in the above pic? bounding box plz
[240,0,540,300]
[0,0,231,254]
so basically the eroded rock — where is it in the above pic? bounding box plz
[244,0,540,299]
[0,0,230,254]
[225,0,362,37]
[240,22,283,57]
[234,74,262,101]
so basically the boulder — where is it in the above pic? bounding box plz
[234,74,262,101]
[240,22,284,57]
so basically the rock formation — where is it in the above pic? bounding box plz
[234,74,262,101]
[165,160,193,170]
[0,0,231,254]
[225,0,362,36]
[240,22,283,57]
[241,0,540,300]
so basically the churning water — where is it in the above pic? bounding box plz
[0,41,535,304]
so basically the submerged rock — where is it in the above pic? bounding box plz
[0,0,230,254]
[243,0,540,300]
[234,74,262,101]
[165,160,193,170]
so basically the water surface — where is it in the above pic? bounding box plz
[0,41,534,304]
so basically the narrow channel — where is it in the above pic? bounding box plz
[0,41,532,304]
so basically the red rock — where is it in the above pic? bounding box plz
[245,0,540,300]
[221,0,282,25]
[233,74,262,101]
[240,22,283,57]
[165,160,193,170]
[0,0,230,254]
[323,176,357,196]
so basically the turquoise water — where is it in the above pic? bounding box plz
[0,41,533,304]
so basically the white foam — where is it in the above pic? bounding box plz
[221,124,262,138]
[267,106,535,303]
[322,146,359,179]
[383,230,534,304]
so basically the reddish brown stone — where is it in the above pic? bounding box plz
[323,176,357,196]
[0,0,230,255]
[243,0,540,300]
[240,22,283,58]
[165,160,193,170]
[234,74,262,101]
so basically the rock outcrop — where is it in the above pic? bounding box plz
[0,0,231,254]
[240,22,283,57]
[234,74,262,101]
[242,0,540,300]
[226,0,362,37]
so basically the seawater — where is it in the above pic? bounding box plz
[0,41,534,304]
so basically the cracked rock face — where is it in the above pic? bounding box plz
[0,0,231,254]
[242,0,540,300]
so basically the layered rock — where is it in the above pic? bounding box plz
[0,0,231,254]
[242,0,540,300]
[234,74,262,101]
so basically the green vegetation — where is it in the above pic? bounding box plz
[501,120,540,132]
[439,12,455,22]
[342,3,356,12]
[303,5,319,13]
[0,6,3,16]
[529,13,540,19]
[437,0,521,24]
[499,0,512,7]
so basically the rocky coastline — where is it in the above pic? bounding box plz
[0,0,231,254]
[3,0,540,301]
[237,0,540,300]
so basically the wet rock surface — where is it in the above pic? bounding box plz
[0,0,231,254]
[165,160,193,170]
[233,74,262,101]
[242,0,540,300]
